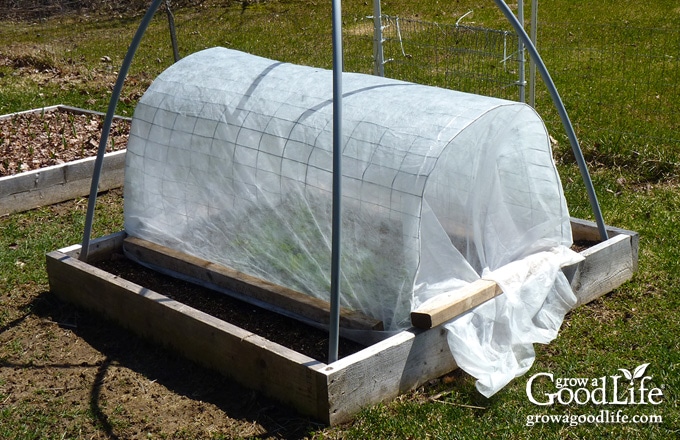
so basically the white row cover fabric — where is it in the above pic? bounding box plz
[124,47,580,395]
[445,247,583,396]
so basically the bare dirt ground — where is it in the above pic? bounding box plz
[1,192,335,439]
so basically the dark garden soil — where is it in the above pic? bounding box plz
[94,256,367,363]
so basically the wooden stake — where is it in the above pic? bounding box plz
[410,279,502,329]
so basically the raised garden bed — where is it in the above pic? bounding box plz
[0,105,129,216]
[94,250,368,363]
[46,218,638,425]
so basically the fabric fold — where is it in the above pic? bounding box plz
[444,246,584,397]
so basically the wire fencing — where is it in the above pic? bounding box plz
[373,16,523,101]
[8,4,676,167]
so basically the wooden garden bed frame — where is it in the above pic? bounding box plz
[46,218,638,425]
[0,105,127,216]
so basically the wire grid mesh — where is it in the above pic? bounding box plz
[125,57,433,234]
[125,47,573,328]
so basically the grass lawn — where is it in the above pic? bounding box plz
[1,0,678,438]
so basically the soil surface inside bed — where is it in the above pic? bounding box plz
[94,255,367,363]
[0,107,129,177]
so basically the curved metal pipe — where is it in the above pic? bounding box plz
[80,0,164,261]
[493,0,608,241]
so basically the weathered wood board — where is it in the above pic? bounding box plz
[46,219,638,425]
[0,105,128,216]
[410,279,502,329]
[565,219,639,305]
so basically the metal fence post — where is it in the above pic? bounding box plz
[517,0,526,102]
[372,0,385,76]
[529,0,538,107]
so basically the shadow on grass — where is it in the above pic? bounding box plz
[29,290,322,439]
[91,357,120,440]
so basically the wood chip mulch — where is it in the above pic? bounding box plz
[0,107,130,177]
